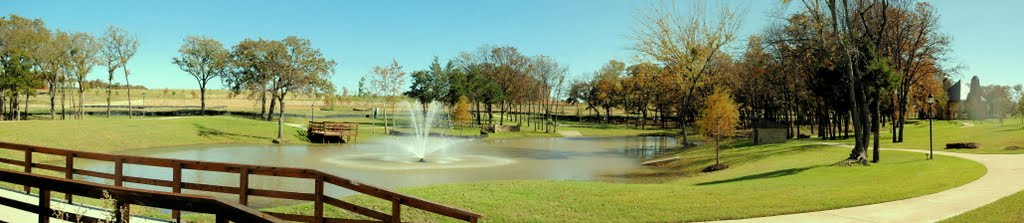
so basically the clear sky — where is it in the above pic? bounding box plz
[2,0,1021,92]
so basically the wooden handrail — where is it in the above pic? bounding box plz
[0,141,481,223]
[0,168,284,223]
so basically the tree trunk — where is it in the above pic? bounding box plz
[60,83,66,120]
[49,85,56,120]
[897,93,908,143]
[79,84,85,119]
[200,85,207,115]
[124,67,132,119]
[277,94,286,140]
[487,103,493,125]
[715,135,721,165]
[872,100,881,163]
[267,93,277,121]
[1,93,5,120]
[107,69,114,118]
[21,93,27,120]
[475,101,482,125]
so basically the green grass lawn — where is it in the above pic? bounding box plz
[0,116,309,153]
[841,119,1024,154]
[941,189,1024,223]
[252,142,984,223]
[0,116,999,222]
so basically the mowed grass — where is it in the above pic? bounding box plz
[255,142,984,223]
[847,119,1024,154]
[0,116,309,154]
[942,189,1024,223]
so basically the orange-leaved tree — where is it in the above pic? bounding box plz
[696,89,740,170]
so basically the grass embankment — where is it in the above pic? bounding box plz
[0,116,308,153]
[843,120,1024,154]
[942,189,1024,223]
[260,142,984,223]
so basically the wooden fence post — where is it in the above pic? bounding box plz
[315,175,324,222]
[391,196,402,223]
[114,158,124,186]
[23,149,32,192]
[172,161,182,222]
[65,153,74,203]
[239,168,249,205]
[39,188,50,223]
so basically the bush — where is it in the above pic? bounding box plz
[946,142,981,149]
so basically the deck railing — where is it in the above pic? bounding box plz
[0,168,284,223]
[0,141,481,223]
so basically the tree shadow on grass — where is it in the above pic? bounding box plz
[695,165,821,186]
[294,129,311,143]
[194,124,271,141]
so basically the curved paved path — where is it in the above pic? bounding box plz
[713,146,1024,223]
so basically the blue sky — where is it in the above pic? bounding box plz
[2,0,1021,92]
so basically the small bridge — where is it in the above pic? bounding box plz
[0,142,480,223]
[307,121,359,143]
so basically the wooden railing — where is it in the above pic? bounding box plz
[307,121,359,143]
[0,168,284,223]
[0,141,481,223]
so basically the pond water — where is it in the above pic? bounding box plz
[78,136,678,208]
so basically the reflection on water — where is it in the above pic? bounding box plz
[77,136,678,208]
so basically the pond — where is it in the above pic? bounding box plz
[78,136,678,208]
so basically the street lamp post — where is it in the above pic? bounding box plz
[927,94,935,160]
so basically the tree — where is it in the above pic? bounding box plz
[696,89,739,171]
[100,26,139,118]
[370,59,406,133]
[405,57,450,111]
[38,30,67,120]
[984,85,1012,125]
[625,62,664,129]
[269,36,336,142]
[453,95,472,127]
[1015,84,1024,124]
[591,60,625,123]
[172,35,230,115]
[66,32,101,119]
[1,14,49,121]
[226,38,280,120]
[633,1,742,147]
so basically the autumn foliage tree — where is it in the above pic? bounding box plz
[453,95,472,127]
[697,89,739,172]
[633,1,742,146]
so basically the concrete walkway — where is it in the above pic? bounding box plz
[558,130,583,137]
[0,187,169,223]
[713,146,1024,223]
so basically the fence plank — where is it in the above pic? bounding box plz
[65,153,74,203]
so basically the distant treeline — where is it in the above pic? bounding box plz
[80,79,147,90]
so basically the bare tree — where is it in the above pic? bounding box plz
[370,59,406,134]
[99,26,139,118]
[633,1,743,146]
[67,32,101,119]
